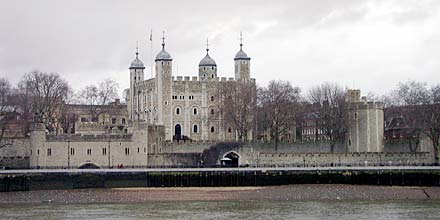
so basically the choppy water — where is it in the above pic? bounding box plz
[0,200,439,220]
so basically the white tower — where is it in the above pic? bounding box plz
[128,46,145,121]
[234,32,251,82]
[155,32,173,140]
[199,39,217,81]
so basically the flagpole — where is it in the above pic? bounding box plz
[150,29,153,79]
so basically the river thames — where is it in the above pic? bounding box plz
[0,200,440,220]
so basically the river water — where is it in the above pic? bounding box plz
[0,200,439,220]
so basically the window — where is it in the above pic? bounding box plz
[210,96,214,101]
[112,118,116,124]
[87,149,92,155]
[102,148,107,155]
[70,148,75,155]
[122,118,126,124]
[210,126,215,133]
[125,148,130,155]
[37,149,40,155]
[81,117,88,122]
[193,108,198,115]
[210,109,215,115]
[211,74,214,78]
[212,67,214,70]
[228,127,232,133]
[193,125,198,133]
[137,147,140,153]
[47,148,52,156]
[176,107,180,115]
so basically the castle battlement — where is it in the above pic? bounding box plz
[350,101,384,110]
[45,133,133,142]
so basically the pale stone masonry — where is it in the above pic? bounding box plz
[347,89,385,152]
[29,122,164,168]
[127,36,256,142]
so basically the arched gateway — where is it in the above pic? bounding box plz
[78,163,100,169]
[221,151,240,167]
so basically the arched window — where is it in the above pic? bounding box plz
[212,66,214,70]
[210,96,214,101]
[176,107,180,115]
[228,127,232,133]
[193,108,198,115]
[210,109,215,115]
[211,126,215,133]
[193,125,198,133]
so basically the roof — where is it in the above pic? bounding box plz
[199,53,216,66]
[234,49,250,60]
[129,57,145,69]
[155,48,172,61]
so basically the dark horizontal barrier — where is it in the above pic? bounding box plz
[1,167,440,192]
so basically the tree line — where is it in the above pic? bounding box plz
[1,71,439,161]
[0,71,120,144]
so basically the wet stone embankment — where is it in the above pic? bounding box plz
[1,168,440,192]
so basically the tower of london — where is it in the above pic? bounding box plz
[126,35,256,142]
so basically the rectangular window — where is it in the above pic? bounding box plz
[102,148,107,155]
[137,147,140,153]
[47,148,52,156]
[70,148,75,155]
[125,148,130,155]
[81,117,88,122]
[87,149,92,155]
[122,118,126,124]
[112,118,117,124]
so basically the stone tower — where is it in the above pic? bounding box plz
[199,40,217,81]
[234,32,251,82]
[29,123,46,168]
[347,89,384,152]
[128,46,145,121]
[155,33,173,140]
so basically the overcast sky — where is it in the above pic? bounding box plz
[0,0,439,96]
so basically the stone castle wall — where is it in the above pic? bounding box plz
[28,123,159,169]
[0,138,30,168]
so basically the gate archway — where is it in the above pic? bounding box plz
[78,163,100,169]
[221,151,240,167]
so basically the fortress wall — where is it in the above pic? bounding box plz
[248,152,433,166]
[0,138,30,168]
[29,123,151,169]
[161,141,348,154]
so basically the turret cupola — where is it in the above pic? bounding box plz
[155,33,172,61]
[199,39,217,80]
[129,46,145,69]
[234,32,251,81]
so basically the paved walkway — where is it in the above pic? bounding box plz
[1,166,440,174]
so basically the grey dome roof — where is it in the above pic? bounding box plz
[199,53,216,66]
[234,49,250,60]
[129,55,145,69]
[155,48,172,61]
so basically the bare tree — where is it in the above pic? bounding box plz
[98,79,119,105]
[392,80,440,163]
[78,79,119,122]
[0,77,13,148]
[220,81,256,142]
[308,82,348,152]
[258,80,301,150]
[17,71,70,133]
[79,85,100,121]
